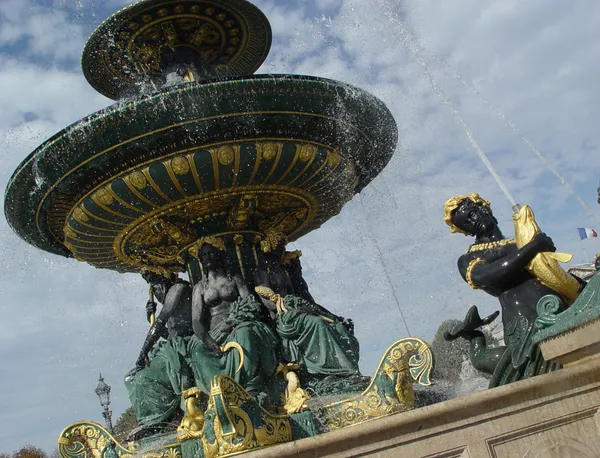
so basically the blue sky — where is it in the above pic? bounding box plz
[2,0,600,452]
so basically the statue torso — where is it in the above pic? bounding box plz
[201,273,240,329]
[460,243,558,326]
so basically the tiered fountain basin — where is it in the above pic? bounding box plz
[82,0,272,99]
[5,75,398,274]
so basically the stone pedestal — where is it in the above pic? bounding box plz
[245,272,600,458]
[245,356,600,458]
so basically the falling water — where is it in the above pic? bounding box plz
[397,27,517,208]
[397,25,600,226]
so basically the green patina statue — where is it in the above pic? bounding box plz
[443,193,576,387]
[188,238,280,396]
[253,232,361,386]
[124,270,195,439]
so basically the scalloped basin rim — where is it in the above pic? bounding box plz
[4,74,398,261]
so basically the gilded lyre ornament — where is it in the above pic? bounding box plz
[201,375,292,458]
[322,337,433,430]
[57,421,136,458]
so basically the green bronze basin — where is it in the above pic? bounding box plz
[5,75,398,273]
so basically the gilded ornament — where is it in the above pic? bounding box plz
[94,187,114,206]
[327,151,341,168]
[201,375,292,458]
[64,226,77,239]
[465,257,484,290]
[276,363,311,414]
[221,341,245,373]
[142,14,152,23]
[174,5,185,14]
[233,234,244,245]
[468,238,516,253]
[323,337,432,430]
[282,250,302,265]
[177,387,205,441]
[171,156,190,175]
[73,207,89,223]
[188,235,226,258]
[217,146,235,165]
[157,8,169,17]
[255,286,287,314]
[58,422,136,458]
[260,229,287,253]
[299,144,317,162]
[141,265,176,279]
[261,142,278,161]
[130,170,147,189]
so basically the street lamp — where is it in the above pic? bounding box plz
[95,373,113,433]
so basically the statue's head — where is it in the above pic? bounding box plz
[444,193,498,237]
[194,236,225,271]
[141,267,177,303]
[282,250,302,270]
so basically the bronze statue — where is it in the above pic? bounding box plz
[188,237,279,396]
[124,269,195,439]
[254,232,361,379]
[443,193,577,386]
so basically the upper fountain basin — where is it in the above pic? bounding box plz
[5,75,398,272]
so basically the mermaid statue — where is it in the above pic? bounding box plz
[443,193,584,387]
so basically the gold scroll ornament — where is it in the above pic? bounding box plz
[513,204,580,305]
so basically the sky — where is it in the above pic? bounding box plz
[2,0,600,452]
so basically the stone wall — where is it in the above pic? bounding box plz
[246,356,600,458]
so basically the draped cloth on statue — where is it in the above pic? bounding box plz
[188,295,280,393]
[276,295,360,376]
[125,296,279,428]
[124,336,194,427]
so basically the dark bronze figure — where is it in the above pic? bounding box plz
[188,237,279,396]
[444,193,567,386]
[125,269,194,439]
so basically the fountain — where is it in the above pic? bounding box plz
[4,0,433,456]
[7,1,600,457]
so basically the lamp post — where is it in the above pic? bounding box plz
[95,373,113,433]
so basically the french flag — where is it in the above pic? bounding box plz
[578,227,598,240]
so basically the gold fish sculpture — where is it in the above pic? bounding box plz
[513,204,580,305]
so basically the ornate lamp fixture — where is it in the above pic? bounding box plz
[94,374,113,433]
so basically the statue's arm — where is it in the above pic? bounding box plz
[191,283,221,353]
[459,233,555,288]
[234,273,251,297]
[135,286,178,369]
